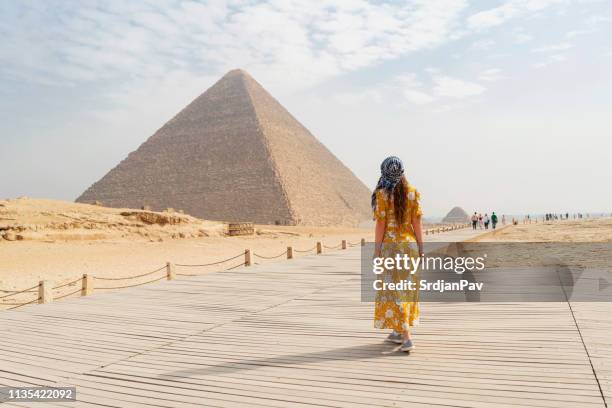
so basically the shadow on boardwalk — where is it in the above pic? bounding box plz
[159,343,409,379]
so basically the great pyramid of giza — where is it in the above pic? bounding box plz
[442,206,469,223]
[77,69,371,226]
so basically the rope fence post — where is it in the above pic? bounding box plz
[82,274,93,296]
[316,242,322,254]
[361,238,365,246]
[342,240,347,250]
[287,246,293,259]
[166,262,176,280]
[245,249,251,266]
[39,280,52,304]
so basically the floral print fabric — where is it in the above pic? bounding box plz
[373,187,422,331]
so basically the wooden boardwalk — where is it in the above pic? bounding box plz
[1,228,610,407]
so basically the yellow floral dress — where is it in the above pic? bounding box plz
[373,186,422,331]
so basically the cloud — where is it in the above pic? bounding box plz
[533,53,568,68]
[432,75,486,98]
[467,0,567,31]
[471,39,496,50]
[0,0,469,96]
[512,28,534,44]
[479,68,505,82]
[332,89,384,106]
[566,28,595,38]
[532,42,574,52]
[402,89,437,105]
[393,72,485,106]
[393,73,435,105]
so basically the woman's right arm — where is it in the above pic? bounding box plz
[373,190,386,257]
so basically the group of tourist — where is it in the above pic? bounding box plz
[470,211,502,230]
[545,213,567,221]
[516,212,594,223]
[545,212,584,221]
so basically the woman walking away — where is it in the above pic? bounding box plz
[372,156,423,352]
[471,212,478,230]
[483,213,490,230]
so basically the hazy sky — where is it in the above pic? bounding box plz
[1,0,611,217]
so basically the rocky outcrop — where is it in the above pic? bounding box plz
[0,198,225,242]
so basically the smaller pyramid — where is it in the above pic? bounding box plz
[442,207,469,223]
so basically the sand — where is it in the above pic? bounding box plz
[464,217,612,273]
[0,198,372,308]
[480,217,612,242]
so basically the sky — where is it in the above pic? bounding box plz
[1,0,611,217]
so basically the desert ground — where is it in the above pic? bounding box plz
[467,217,612,273]
[481,216,612,242]
[0,198,374,308]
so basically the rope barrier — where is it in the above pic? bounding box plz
[225,262,245,271]
[293,245,317,253]
[1,288,36,293]
[52,277,82,290]
[7,297,40,310]
[253,250,287,260]
[93,265,166,281]
[3,237,366,311]
[96,275,166,290]
[0,284,39,300]
[54,288,82,300]
[175,252,244,267]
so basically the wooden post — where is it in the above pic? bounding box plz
[287,246,293,259]
[245,249,251,266]
[166,262,175,280]
[361,238,365,247]
[316,242,322,254]
[39,280,52,304]
[341,240,347,250]
[81,274,93,296]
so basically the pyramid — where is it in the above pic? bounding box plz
[442,206,469,223]
[77,69,372,226]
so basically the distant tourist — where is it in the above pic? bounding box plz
[478,213,483,229]
[471,212,478,230]
[502,215,506,225]
[483,213,490,229]
[491,212,498,229]
[372,156,422,353]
